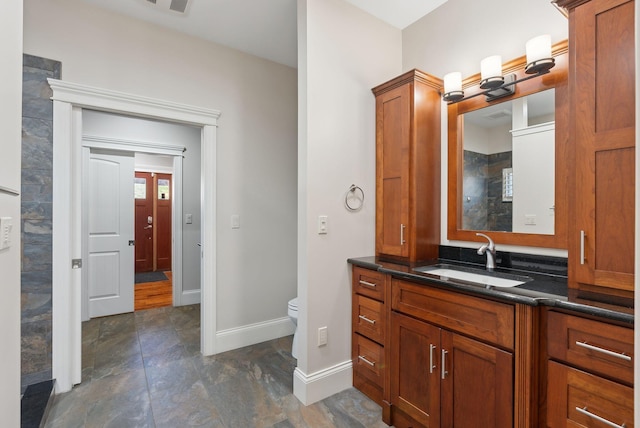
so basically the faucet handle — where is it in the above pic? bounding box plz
[477,243,488,255]
[476,233,495,251]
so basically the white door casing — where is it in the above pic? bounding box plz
[86,149,135,318]
[50,79,220,393]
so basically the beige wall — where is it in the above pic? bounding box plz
[24,0,298,330]
[297,0,401,386]
[0,0,23,425]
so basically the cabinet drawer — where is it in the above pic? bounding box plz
[352,266,386,302]
[353,333,385,387]
[353,294,385,344]
[547,361,633,428]
[392,279,514,350]
[547,311,633,385]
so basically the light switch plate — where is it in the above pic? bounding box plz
[318,215,328,235]
[0,217,13,250]
[231,214,240,229]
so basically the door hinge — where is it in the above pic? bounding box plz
[71,259,82,269]
[129,240,135,246]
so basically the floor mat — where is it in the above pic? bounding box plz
[135,271,168,284]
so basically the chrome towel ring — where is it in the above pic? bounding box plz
[345,184,364,211]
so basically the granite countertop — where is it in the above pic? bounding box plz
[348,255,634,325]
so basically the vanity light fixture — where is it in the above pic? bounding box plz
[442,35,556,103]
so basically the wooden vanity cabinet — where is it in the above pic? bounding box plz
[372,70,442,263]
[350,266,390,419]
[556,0,636,297]
[545,310,634,427]
[390,279,516,428]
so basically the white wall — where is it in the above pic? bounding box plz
[403,0,569,256]
[464,122,512,155]
[296,0,401,403]
[0,0,23,425]
[512,124,555,234]
[82,110,202,293]
[24,0,297,332]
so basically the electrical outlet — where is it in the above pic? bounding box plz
[318,326,328,346]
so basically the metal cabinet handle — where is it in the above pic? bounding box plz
[358,355,375,367]
[359,280,377,288]
[575,407,626,428]
[429,344,436,374]
[400,224,406,245]
[575,341,632,361]
[441,349,448,379]
[358,315,376,325]
[580,230,586,264]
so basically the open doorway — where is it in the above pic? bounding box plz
[80,110,202,323]
[50,79,220,392]
[134,166,174,310]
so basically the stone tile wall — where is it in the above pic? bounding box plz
[486,151,513,232]
[463,150,513,232]
[21,54,61,391]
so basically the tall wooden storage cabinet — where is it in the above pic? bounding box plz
[556,0,636,298]
[372,70,442,263]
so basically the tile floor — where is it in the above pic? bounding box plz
[45,305,388,427]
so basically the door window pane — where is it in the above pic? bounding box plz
[134,178,146,199]
[158,179,170,200]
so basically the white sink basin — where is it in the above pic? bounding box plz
[415,267,529,288]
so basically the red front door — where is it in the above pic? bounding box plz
[134,171,173,273]
[155,173,172,271]
[135,172,153,272]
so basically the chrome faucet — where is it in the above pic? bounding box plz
[476,233,496,270]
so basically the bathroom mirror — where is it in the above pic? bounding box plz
[462,89,555,233]
[447,41,569,248]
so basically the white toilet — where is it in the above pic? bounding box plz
[287,298,299,359]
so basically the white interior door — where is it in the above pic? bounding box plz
[87,149,135,318]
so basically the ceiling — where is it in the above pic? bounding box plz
[81,0,448,68]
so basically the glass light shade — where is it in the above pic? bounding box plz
[444,72,462,94]
[481,55,502,80]
[480,55,503,89]
[526,35,552,64]
[525,34,555,74]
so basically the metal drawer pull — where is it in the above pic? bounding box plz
[429,344,436,374]
[580,230,586,264]
[358,355,375,367]
[575,407,626,428]
[400,224,406,244]
[358,315,376,324]
[575,341,632,361]
[441,349,448,379]
[358,280,377,288]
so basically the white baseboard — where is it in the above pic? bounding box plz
[293,360,353,405]
[215,317,295,354]
[178,289,201,306]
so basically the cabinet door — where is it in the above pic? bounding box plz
[440,332,513,428]
[573,0,635,293]
[376,84,410,258]
[391,312,440,427]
